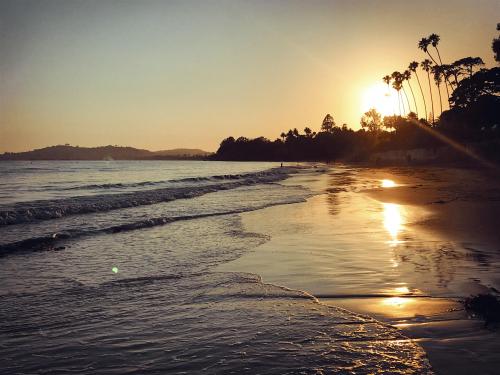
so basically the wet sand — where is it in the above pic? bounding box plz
[218,164,500,374]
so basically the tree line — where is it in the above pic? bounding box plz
[213,25,500,163]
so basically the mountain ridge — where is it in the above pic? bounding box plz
[0,145,212,160]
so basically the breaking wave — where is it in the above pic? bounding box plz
[0,167,295,226]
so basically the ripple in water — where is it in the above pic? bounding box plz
[0,164,432,374]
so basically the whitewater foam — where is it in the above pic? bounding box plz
[0,167,294,226]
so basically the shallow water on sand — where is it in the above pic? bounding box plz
[219,165,500,374]
[221,167,500,299]
[0,162,433,374]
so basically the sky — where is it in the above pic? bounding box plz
[0,0,498,152]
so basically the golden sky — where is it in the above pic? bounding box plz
[0,0,498,152]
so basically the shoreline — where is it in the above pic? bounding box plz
[219,164,500,374]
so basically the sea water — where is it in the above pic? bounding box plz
[0,161,431,374]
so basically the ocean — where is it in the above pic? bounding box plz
[0,161,432,374]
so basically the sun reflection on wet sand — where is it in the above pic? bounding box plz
[380,286,415,309]
[383,203,404,245]
[382,296,411,308]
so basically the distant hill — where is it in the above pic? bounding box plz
[0,145,212,160]
[152,148,211,157]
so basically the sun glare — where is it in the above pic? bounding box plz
[361,83,395,117]
[381,179,396,188]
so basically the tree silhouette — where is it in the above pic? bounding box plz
[360,108,383,132]
[383,75,395,115]
[391,72,403,115]
[418,37,439,65]
[409,61,427,120]
[449,67,500,108]
[431,65,444,116]
[442,63,461,87]
[493,23,500,63]
[400,72,412,114]
[404,70,418,118]
[213,26,500,164]
[419,34,450,104]
[429,33,452,102]
[321,114,336,133]
[453,57,485,81]
[429,34,443,65]
[421,59,435,124]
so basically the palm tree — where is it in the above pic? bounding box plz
[419,35,448,102]
[304,127,312,137]
[403,70,418,118]
[280,132,286,142]
[408,61,427,120]
[431,65,444,117]
[421,59,435,124]
[383,75,396,115]
[391,71,410,115]
[383,75,391,88]
[418,37,439,65]
[391,71,404,115]
[428,34,443,65]
[428,33,451,104]
[400,72,412,115]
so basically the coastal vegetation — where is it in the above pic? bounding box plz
[214,26,500,164]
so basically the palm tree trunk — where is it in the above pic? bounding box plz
[434,47,443,65]
[407,80,418,118]
[397,91,402,116]
[387,83,396,115]
[414,72,427,121]
[426,51,439,66]
[426,72,435,124]
[401,86,411,115]
[434,47,452,106]
[436,82,443,117]
[442,74,451,107]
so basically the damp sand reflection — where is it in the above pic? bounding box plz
[219,165,500,374]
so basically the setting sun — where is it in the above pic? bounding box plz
[1,1,499,374]
[361,83,396,118]
[381,179,397,188]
